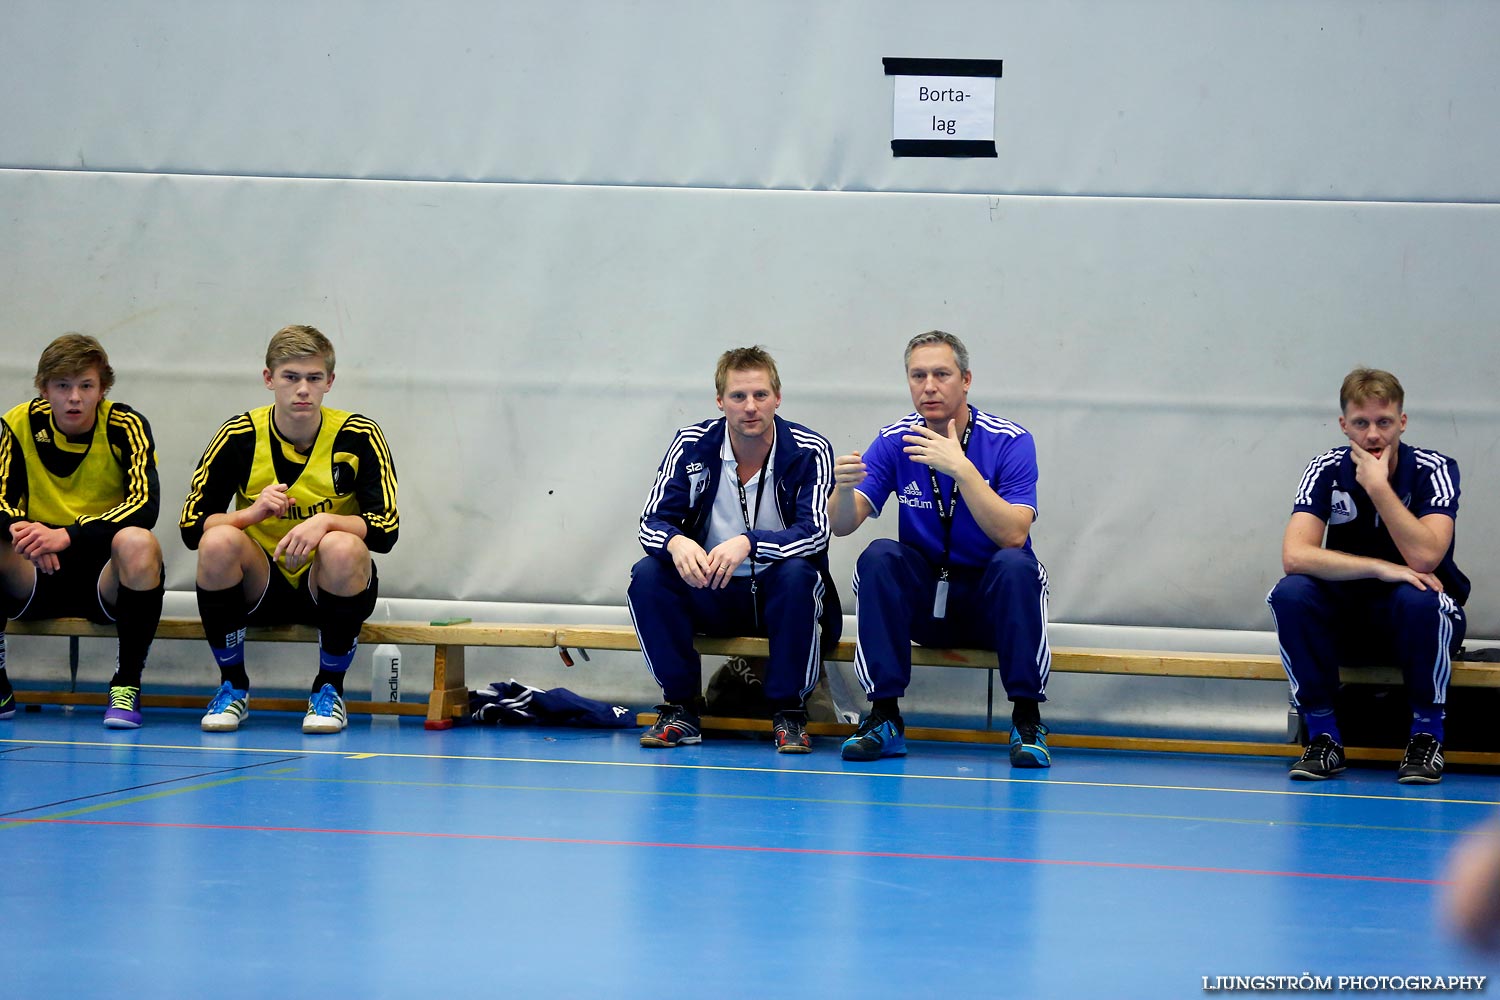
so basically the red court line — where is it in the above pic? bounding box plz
[7,817,1445,885]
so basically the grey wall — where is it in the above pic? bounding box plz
[3,2,1496,724]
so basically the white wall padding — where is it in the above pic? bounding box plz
[3,1,1498,201]
[1,168,1496,634]
[2,0,1497,652]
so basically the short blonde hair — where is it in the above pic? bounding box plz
[714,346,781,397]
[35,333,115,395]
[1340,367,1404,413]
[266,325,335,374]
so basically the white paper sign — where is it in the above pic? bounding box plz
[892,75,996,142]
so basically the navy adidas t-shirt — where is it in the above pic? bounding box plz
[855,405,1038,569]
[1291,440,1469,605]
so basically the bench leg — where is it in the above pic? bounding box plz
[425,644,468,729]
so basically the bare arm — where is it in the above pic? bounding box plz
[1281,511,1443,591]
[827,452,874,537]
[1352,443,1453,573]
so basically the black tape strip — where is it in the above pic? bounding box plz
[883,58,1002,78]
[891,139,997,158]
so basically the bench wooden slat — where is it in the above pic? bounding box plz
[559,624,1500,687]
[9,617,556,647]
[9,617,558,725]
[16,618,1500,748]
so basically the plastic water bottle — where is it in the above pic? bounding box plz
[370,604,401,726]
[370,642,401,725]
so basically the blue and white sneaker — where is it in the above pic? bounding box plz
[303,683,348,734]
[103,685,143,729]
[201,681,250,732]
[841,713,907,762]
[1009,721,1051,768]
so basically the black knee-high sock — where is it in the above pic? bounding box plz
[197,584,250,690]
[313,589,368,694]
[110,578,164,688]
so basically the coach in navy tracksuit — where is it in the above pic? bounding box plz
[828,331,1052,767]
[629,346,841,754]
[1269,367,1467,785]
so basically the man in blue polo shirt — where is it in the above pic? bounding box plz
[828,331,1051,766]
[1268,367,1467,784]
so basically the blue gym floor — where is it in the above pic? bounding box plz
[4,708,1497,999]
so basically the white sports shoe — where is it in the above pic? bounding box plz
[303,683,348,734]
[201,682,250,732]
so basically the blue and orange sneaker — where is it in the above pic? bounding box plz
[1009,721,1051,768]
[640,704,702,748]
[841,712,906,761]
[103,685,143,729]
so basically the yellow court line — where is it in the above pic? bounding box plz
[0,775,252,832]
[4,736,1498,807]
[252,775,1490,837]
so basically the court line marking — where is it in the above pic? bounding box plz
[248,775,1486,837]
[0,776,258,831]
[0,754,303,824]
[5,736,1497,807]
[0,816,1451,886]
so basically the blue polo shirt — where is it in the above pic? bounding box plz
[855,405,1038,568]
[1292,440,1469,605]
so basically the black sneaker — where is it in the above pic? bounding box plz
[840,711,906,761]
[773,710,811,754]
[1397,733,1444,785]
[640,704,702,748]
[1289,734,1346,780]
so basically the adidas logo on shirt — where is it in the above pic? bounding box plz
[1329,489,1357,526]
[898,480,933,510]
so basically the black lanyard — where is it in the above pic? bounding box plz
[927,406,974,582]
[735,462,770,626]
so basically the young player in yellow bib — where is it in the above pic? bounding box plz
[180,326,398,734]
[0,334,163,728]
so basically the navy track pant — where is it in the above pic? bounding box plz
[851,539,1050,703]
[627,555,828,709]
[1267,573,1465,712]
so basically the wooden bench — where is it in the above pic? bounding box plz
[554,624,1500,765]
[8,616,557,728]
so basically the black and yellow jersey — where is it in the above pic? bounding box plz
[0,398,160,545]
[179,404,398,582]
